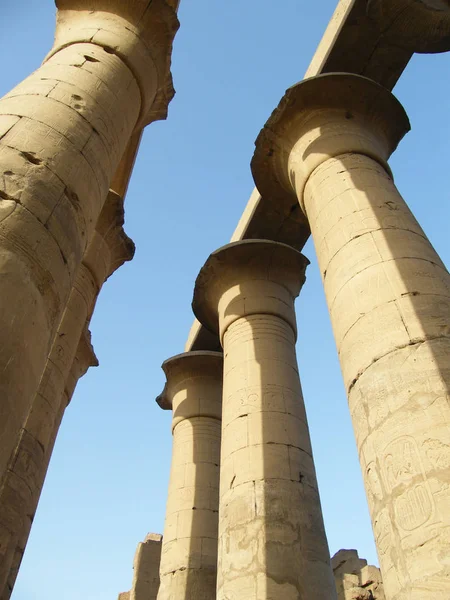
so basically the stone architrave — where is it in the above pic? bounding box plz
[252,72,450,599]
[0,190,134,598]
[156,351,223,600]
[192,240,336,600]
[0,0,179,485]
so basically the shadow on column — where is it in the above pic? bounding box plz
[156,351,222,600]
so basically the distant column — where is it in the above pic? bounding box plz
[193,239,336,600]
[331,549,385,600]
[0,190,134,598]
[0,0,179,486]
[156,352,222,600]
[252,72,450,598]
[131,533,163,600]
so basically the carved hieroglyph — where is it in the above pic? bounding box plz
[252,72,450,599]
[0,0,178,490]
[193,240,336,600]
[0,190,134,599]
[156,352,223,600]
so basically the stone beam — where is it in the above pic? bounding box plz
[185,0,450,351]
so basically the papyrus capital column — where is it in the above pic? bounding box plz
[0,0,178,486]
[193,240,336,600]
[156,351,222,600]
[50,0,179,128]
[252,73,450,599]
[0,190,134,598]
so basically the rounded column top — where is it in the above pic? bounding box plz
[156,351,223,428]
[51,0,180,127]
[192,239,309,343]
[252,72,410,212]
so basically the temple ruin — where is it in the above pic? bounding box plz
[0,1,449,598]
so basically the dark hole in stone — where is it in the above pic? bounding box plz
[20,151,42,165]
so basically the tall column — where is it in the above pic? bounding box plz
[156,351,222,600]
[193,240,336,600]
[0,0,178,482]
[0,326,96,600]
[0,190,134,597]
[252,73,450,598]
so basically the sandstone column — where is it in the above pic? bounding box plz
[0,190,134,598]
[193,239,336,600]
[331,549,385,600]
[252,73,450,599]
[118,533,163,600]
[0,0,178,482]
[156,351,222,600]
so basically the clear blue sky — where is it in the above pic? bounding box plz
[2,2,449,599]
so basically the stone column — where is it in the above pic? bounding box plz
[252,73,450,599]
[0,327,96,600]
[121,533,163,600]
[0,0,178,483]
[117,533,163,600]
[156,351,222,600]
[192,240,336,600]
[332,549,385,600]
[0,190,134,598]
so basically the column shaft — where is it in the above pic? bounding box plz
[220,315,332,599]
[252,73,450,598]
[0,0,177,483]
[192,240,336,600]
[130,534,162,600]
[305,153,450,597]
[157,352,222,600]
[0,191,134,596]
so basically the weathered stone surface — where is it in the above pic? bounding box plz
[193,240,336,600]
[127,533,163,600]
[252,72,450,599]
[157,352,223,600]
[0,0,177,506]
[0,190,134,598]
[332,549,385,600]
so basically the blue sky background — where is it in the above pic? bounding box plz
[1,2,449,599]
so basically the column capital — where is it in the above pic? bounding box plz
[367,0,450,53]
[83,190,135,287]
[51,0,179,127]
[192,239,309,343]
[252,73,410,212]
[64,326,98,403]
[156,351,223,429]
